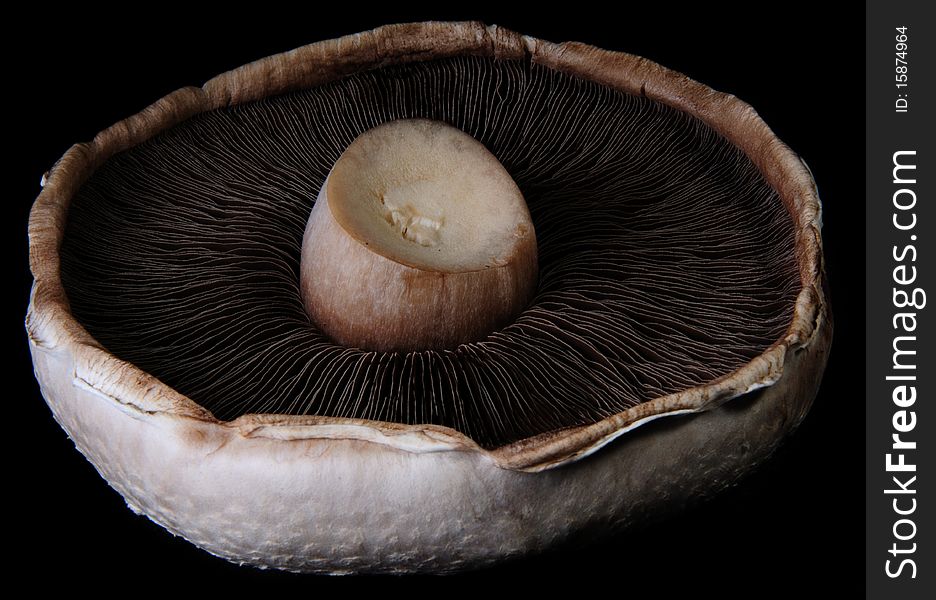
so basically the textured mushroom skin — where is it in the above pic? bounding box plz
[29,311,828,572]
[27,22,832,573]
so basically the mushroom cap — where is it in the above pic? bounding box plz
[26,22,831,573]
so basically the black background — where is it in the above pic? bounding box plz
[11,5,863,592]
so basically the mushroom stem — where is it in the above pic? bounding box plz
[299,119,538,352]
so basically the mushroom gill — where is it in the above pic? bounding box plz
[59,55,799,450]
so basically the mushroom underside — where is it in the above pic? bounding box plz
[59,55,799,450]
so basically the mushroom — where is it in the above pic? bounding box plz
[26,22,831,573]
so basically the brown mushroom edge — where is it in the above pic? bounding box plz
[26,21,831,573]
